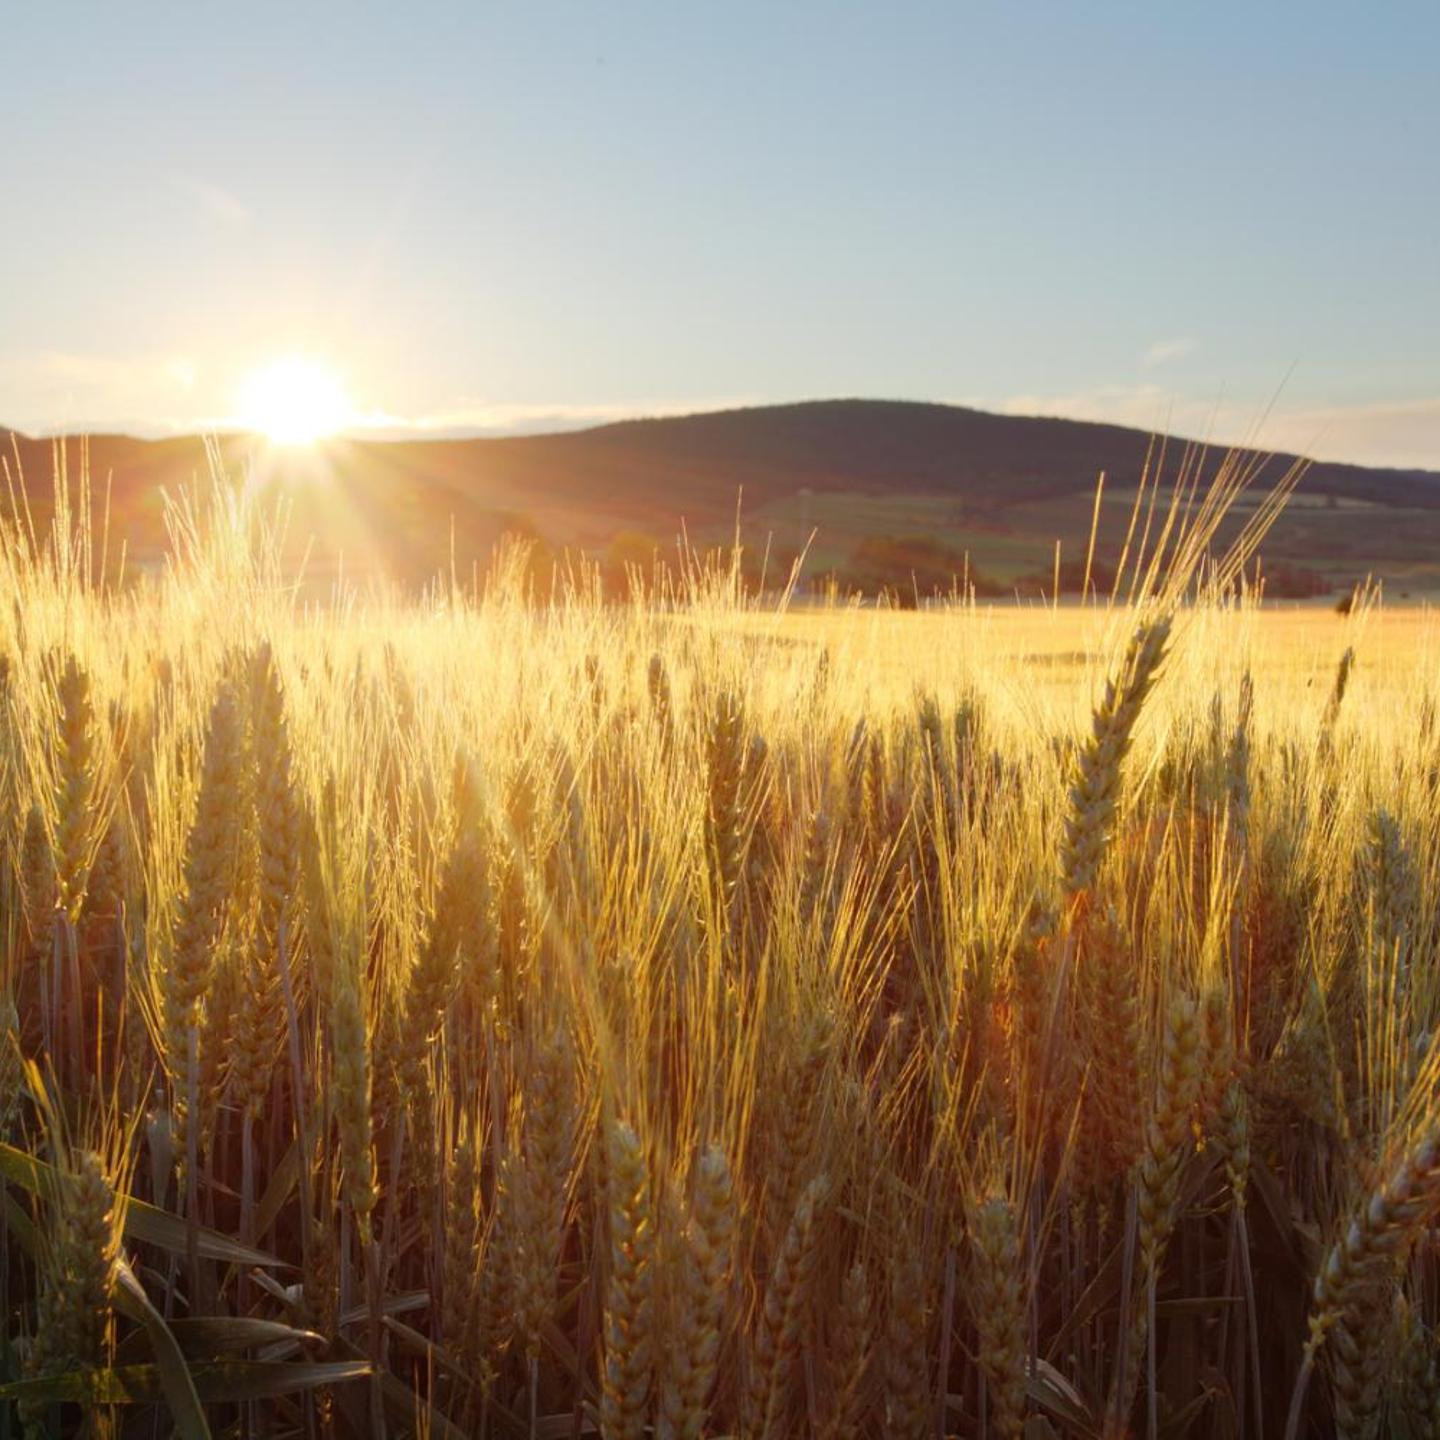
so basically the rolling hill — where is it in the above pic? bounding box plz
[4,400,1438,595]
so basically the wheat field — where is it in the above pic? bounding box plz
[0,464,1437,1440]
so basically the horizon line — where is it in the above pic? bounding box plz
[3,394,1438,477]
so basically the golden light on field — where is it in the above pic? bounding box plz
[235,356,353,445]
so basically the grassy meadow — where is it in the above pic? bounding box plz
[1,464,1439,1440]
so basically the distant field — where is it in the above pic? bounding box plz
[725,601,1438,733]
[753,483,1440,596]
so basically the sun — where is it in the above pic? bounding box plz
[236,356,354,444]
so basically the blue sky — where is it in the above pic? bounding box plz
[3,1,1437,465]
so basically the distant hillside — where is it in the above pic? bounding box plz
[5,400,1439,594]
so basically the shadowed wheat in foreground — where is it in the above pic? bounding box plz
[0,455,1438,1440]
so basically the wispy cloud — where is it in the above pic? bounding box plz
[993,386,1440,470]
[1140,337,1197,369]
[4,363,762,440]
[354,396,764,439]
[1266,395,1440,471]
[174,176,250,226]
[0,349,204,435]
[994,384,1193,433]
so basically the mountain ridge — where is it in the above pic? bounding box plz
[4,399,1439,592]
[8,396,1439,491]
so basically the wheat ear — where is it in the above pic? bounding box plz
[1061,616,1171,901]
[602,1121,656,1440]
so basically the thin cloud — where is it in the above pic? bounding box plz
[1141,337,1197,369]
[994,386,1440,470]
[0,350,204,436]
[1268,395,1440,471]
[361,396,764,439]
[994,385,1183,430]
[174,176,250,226]
[0,348,199,392]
